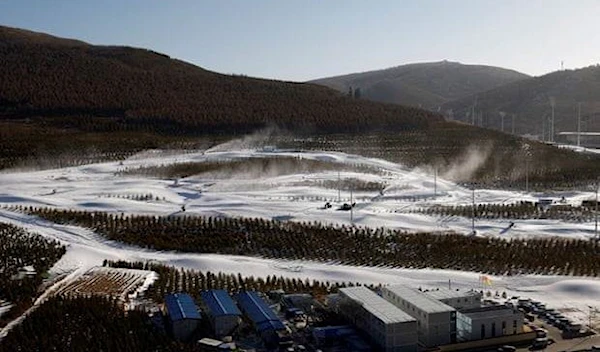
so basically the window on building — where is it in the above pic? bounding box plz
[481,324,485,339]
[492,322,496,337]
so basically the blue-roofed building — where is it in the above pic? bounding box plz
[200,290,242,338]
[164,293,202,341]
[236,291,291,348]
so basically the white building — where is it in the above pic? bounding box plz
[456,305,523,341]
[424,288,482,311]
[338,287,418,352]
[381,285,457,347]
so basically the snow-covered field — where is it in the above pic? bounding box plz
[1,148,598,239]
[0,146,599,327]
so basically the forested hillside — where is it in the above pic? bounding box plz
[1,25,599,188]
[0,25,438,135]
[442,65,600,137]
[311,61,529,109]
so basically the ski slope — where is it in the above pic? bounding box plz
[0,146,599,327]
[0,148,598,239]
[0,207,598,328]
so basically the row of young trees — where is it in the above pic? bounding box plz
[0,296,193,352]
[118,156,382,180]
[0,222,66,327]
[419,202,596,222]
[15,206,600,276]
[104,260,357,302]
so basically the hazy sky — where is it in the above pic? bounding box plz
[1,0,598,81]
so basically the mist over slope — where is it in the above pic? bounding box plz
[310,61,529,109]
[0,25,599,189]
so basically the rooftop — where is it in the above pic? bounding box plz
[164,293,201,321]
[459,304,519,315]
[237,291,285,332]
[424,288,482,301]
[384,285,456,314]
[201,289,242,317]
[339,286,416,325]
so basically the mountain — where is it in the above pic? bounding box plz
[441,65,600,139]
[310,61,530,109]
[0,25,439,135]
[0,25,599,189]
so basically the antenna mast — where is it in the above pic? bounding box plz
[550,97,555,143]
[577,102,582,147]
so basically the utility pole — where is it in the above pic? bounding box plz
[595,180,598,240]
[542,115,546,142]
[550,97,556,143]
[350,187,353,223]
[434,167,437,198]
[577,102,582,147]
[337,171,341,203]
[471,184,476,235]
[512,114,516,135]
[472,97,478,125]
[526,158,529,193]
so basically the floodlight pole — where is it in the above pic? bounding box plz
[550,98,555,143]
[338,171,341,203]
[594,180,600,239]
[526,158,529,193]
[512,114,516,135]
[350,187,353,223]
[434,167,437,197]
[471,184,475,235]
[577,102,582,147]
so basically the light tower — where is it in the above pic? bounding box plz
[577,102,582,147]
[549,97,556,143]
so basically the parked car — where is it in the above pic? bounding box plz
[498,345,516,352]
[534,328,547,338]
[531,337,549,350]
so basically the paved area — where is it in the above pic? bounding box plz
[514,318,599,352]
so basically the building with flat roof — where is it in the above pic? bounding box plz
[424,288,482,311]
[382,285,457,347]
[164,293,201,341]
[200,289,242,338]
[456,304,523,341]
[236,291,291,348]
[338,286,418,352]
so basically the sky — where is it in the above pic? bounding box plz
[1,0,599,82]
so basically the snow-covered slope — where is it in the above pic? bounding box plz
[0,208,598,328]
[0,145,599,326]
[1,148,598,239]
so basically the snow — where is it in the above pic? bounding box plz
[0,148,598,239]
[0,147,599,328]
[557,144,600,155]
[0,301,14,319]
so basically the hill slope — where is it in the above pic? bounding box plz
[0,25,599,189]
[310,61,529,109]
[0,25,439,135]
[441,66,600,139]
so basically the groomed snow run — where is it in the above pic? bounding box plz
[0,146,599,327]
[1,148,599,239]
[0,208,598,328]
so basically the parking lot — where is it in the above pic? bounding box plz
[513,298,599,352]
